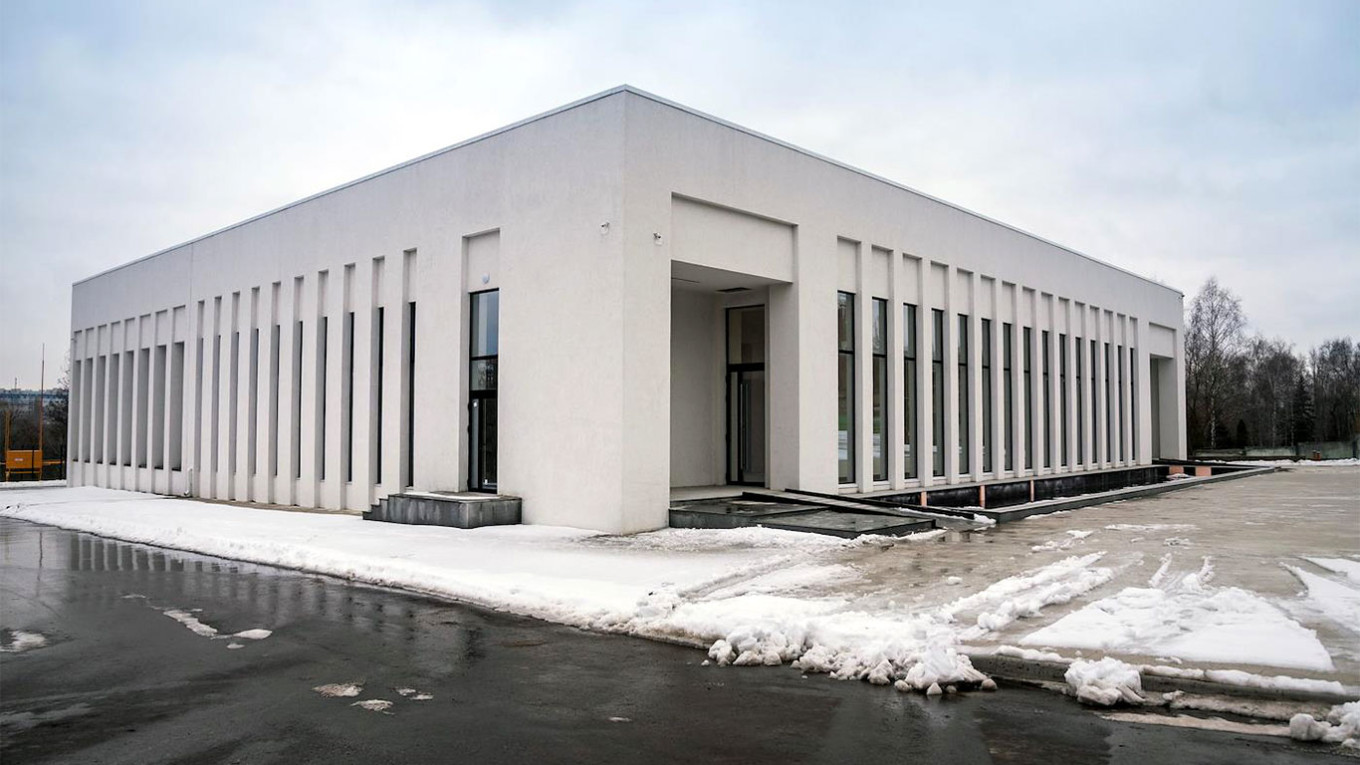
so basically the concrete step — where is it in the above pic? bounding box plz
[365,491,521,529]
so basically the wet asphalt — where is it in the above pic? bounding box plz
[0,516,1349,764]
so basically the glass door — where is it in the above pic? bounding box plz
[469,290,498,492]
[726,306,766,486]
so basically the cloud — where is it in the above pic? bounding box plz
[1,0,1356,383]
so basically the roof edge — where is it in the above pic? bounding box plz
[73,85,634,287]
[614,85,1183,298]
[77,83,1181,299]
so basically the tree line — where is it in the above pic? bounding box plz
[1186,278,1359,452]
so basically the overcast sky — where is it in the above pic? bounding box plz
[2,0,1356,387]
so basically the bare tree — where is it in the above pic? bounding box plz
[1311,338,1359,442]
[1185,278,1247,450]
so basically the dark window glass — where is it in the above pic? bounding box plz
[932,309,945,477]
[1059,333,1068,467]
[1003,323,1014,472]
[981,318,993,473]
[872,298,887,482]
[838,292,856,483]
[1090,339,1098,462]
[1075,339,1084,465]
[1118,344,1126,461]
[1042,330,1051,469]
[375,307,384,483]
[1130,347,1138,461]
[472,291,499,358]
[904,304,918,480]
[1023,327,1033,471]
[957,314,970,475]
[1098,340,1109,457]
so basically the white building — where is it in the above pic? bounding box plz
[66,86,1187,534]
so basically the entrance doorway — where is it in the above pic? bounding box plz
[726,306,766,485]
[469,290,498,491]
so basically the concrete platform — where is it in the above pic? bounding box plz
[757,510,935,538]
[364,491,521,529]
[667,498,822,530]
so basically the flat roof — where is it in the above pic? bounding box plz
[75,85,1181,296]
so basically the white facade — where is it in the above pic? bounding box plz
[67,86,1187,534]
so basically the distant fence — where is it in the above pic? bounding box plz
[1193,438,1359,461]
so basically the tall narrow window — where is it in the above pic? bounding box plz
[1041,331,1051,469]
[344,311,355,482]
[1059,334,1068,467]
[318,317,328,481]
[837,292,856,484]
[1090,339,1098,461]
[981,319,993,474]
[374,306,385,484]
[1003,323,1014,472]
[903,304,918,480]
[153,345,166,469]
[1118,344,1126,462]
[871,298,888,482]
[269,324,280,477]
[292,320,303,479]
[108,354,121,463]
[1105,342,1113,460]
[228,332,239,478]
[405,301,416,488]
[170,342,184,471]
[137,348,150,468]
[94,356,106,463]
[469,292,499,491]
[957,314,970,475]
[1023,328,1033,471]
[209,339,219,474]
[1130,347,1138,461]
[122,350,135,466]
[1075,339,1084,465]
[932,309,945,477]
[248,328,259,476]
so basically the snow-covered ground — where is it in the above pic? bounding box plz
[3,464,1358,729]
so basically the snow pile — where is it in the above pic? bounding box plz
[1289,701,1360,748]
[1285,565,1360,633]
[1064,657,1145,706]
[1023,556,1337,671]
[696,554,1113,693]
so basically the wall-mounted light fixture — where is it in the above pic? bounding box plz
[654,232,664,246]
[481,274,490,285]
[600,221,610,235]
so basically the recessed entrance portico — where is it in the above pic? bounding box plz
[669,261,788,493]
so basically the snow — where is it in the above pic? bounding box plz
[164,609,219,638]
[351,699,394,712]
[0,487,846,634]
[313,683,362,698]
[5,484,1354,703]
[1065,657,1145,706]
[0,480,66,490]
[1305,557,1360,585]
[1022,557,1337,671]
[1289,701,1360,747]
[1285,565,1360,632]
[1,629,48,653]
